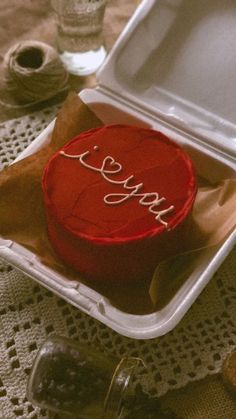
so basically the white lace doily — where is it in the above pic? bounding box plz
[0,110,236,419]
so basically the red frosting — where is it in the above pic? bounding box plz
[42,124,197,282]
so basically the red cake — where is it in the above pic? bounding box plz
[42,124,197,282]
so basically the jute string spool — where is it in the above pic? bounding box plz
[2,40,69,107]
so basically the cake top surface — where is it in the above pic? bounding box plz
[42,124,197,242]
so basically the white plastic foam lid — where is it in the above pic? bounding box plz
[97,0,236,159]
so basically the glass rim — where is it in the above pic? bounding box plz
[50,0,108,14]
[103,356,145,419]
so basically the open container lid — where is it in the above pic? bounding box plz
[97,0,236,160]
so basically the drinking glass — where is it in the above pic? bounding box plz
[51,0,108,76]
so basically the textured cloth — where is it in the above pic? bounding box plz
[0,1,236,419]
[0,0,137,123]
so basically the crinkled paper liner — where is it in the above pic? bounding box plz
[0,92,235,314]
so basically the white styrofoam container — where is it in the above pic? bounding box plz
[1,0,236,339]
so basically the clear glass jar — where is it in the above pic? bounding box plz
[27,334,143,418]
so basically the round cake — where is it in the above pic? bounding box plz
[42,124,197,282]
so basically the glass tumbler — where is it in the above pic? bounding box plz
[27,334,143,418]
[51,0,107,76]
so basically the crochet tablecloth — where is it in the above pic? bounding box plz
[0,109,236,419]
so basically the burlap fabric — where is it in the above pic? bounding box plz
[0,1,236,418]
[0,0,136,123]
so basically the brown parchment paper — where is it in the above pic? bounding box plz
[0,92,235,314]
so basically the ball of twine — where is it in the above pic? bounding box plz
[2,40,69,105]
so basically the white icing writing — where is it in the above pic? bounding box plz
[60,146,174,228]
